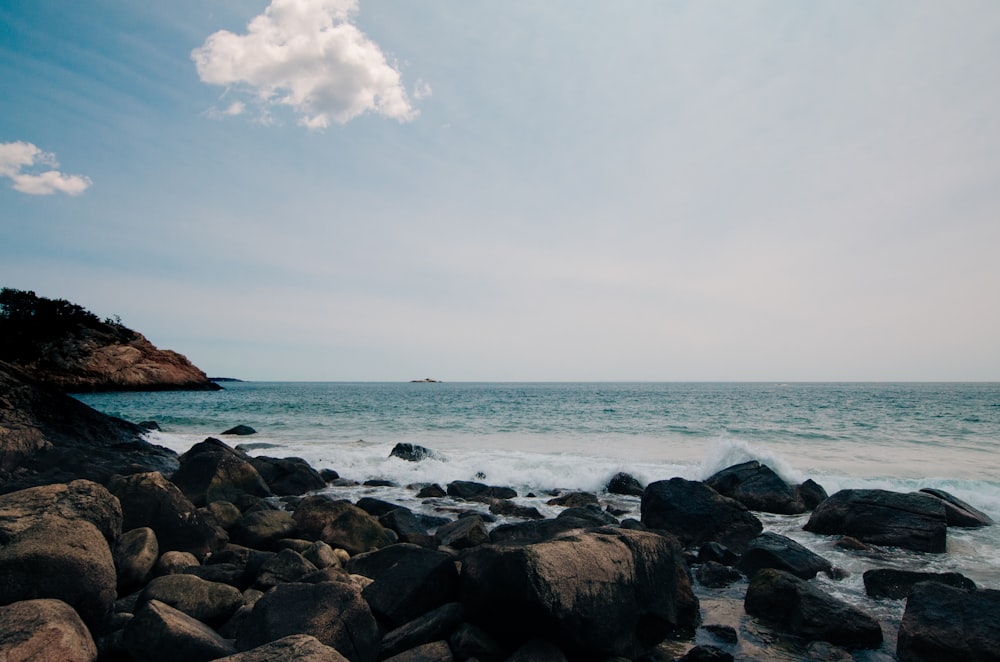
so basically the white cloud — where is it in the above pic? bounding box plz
[0,141,92,196]
[192,0,425,129]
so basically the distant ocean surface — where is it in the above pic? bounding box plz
[76,380,1000,649]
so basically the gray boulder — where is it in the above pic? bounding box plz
[738,532,833,580]
[435,515,489,549]
[123,599,236,662]
[804,489,947,553]
[705,460,806,514]
[0,479,122,544]
[0,598,98,662]
[136,573,245,625]
[641,477,763,552]
[215,634,348,661]
[744,568,882,649]
[251,455,327,496]
[292,496,393,556]
[171,438,272,507]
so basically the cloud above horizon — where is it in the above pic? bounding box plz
[192,0,424,129]
[0,141,92,196]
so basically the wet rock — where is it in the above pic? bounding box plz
[796,479,829,510]
[446,480,516,502]
[0,515,116,631]
[114,526,159,593]
[738,532,833,580]
[605,472,644,497]
[293,496,394,556]
[558,505,618,526]
[487,499,544,520]
[356,496,404,518]
[170,438,272,507]
[123,599,236,662]
[488,516,597,545]
[918,488,994,527]
[677,645,734,662]
[546,491,598,508]
[136,573,245,625]
[236,581,380,662]
[701,623,738,644]
[382,640,452,662]
[435,515,489,549]
[416,484,446,498]
[641,478,763,552]
[230,509,297,550]
[705,460,806,514]
[0,598,98,662]
[345,543,460,628]
[380,602,465,659]
[804,489,947,553]
[460,528,698,659]
[744,568,883,649]
[215,634,348,661]
[320,468,340,482]
[697,542,739,566]
[109,471,228,560]
[251,455,326,496]
[696,561,743,588]
[380,507,436,547]
[390,443,436,462]
[222,425,256,436]
[253,548,318,590]
[863,568,977,600]
[897,582,1000,661]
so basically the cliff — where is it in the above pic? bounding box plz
[0,288,220,392]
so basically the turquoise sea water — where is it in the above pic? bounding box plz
[75,381,1000,658]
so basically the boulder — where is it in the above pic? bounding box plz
[206,500,243,529]
[380,507,436,546]
[705,461,806,514]
[557,506,618,526]
[382,640,452,662]
[380,603,465,660]
[356,496,404,518]
[918,488,994,527]
[803,489,948,553]
[435,515,489,550]
[136,574,245,625]
[0,515,116,631]
[506,637,567,662]
[863,568,977,600]
[390,443,436,462]
[156,550,200,576]
[416,484,446,498]
[254,548,319,590]
[744,568,882,649]
[446,481,516,502]
[108,471,228,560]
[123,599,236,662]
[230,509,298,550]
[215,634,349,661]
[607,472,645,496]
[222,425,257,436]
[250,455,327,496]
[546,491,598,508]
[696,561,743,588]
[114,526,159,593]
[641,478,763,552]
[677,645,734,662]
[0,598,98,662]
[303,540,341,569]
[488,516,596,546]
[236,581,380,662]
[447,623,505,661]
[897,582,1000,661]
[796,479,829,509]
[293,496,394,555]
[460,528,698,659]
[488,499,544,520]
[738,532,833,580]
[345,543,460,628]
[0,478,122,544]
[697,542,739,566]
[170,438,272,507]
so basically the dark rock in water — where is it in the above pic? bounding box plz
[796,479,829,510]
[863,568,977,600]
[744,568,883,649]
[546,491,598,508]
[696,561,743,588]
[607,472,645,496]
[460,528,699,659]
[222,425,256,436]
[697,542,739,566]
[356,496,404,518]
[705,460,806,514]
[136,573,245,626]
[0,598,98,662]
[835,536,870,551]
[115,526,159,594]
[364,479,397,487]
[379,603,465,660]
[390,442,436,462]
[641,477,763,552]
[379,508,434,547]
[803,641,855,662]
[319,468,340,482]
[918,488,994,527]
[436,514,489,549]
[139,420,161,431]
[558,505,619,526]
[214,634,348,662]
[447,480,517,501]
[897,583,1000,662]
[804,489,948,553]
[250,455,326,496]
[416,483,446,498]
[701,623,738,644]
[738,531,833,580]
[109,471,228,560]
[170,438,272,507]
[677,645,734,662]
[236,582,380,662]
[124,599,236,662]
[488,516,597,545]
[489,499,544,520]
[346,543,460,628]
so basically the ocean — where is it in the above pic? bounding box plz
[75,381,1000,659]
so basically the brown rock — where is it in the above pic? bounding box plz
[171,438,272,507]
[0,598,98,662]
[114,526,159,594]
[123,599,236,662]
[215,634,349,661]
[136,574,245,625]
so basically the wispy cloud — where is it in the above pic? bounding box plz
[191,0,426,129]
[0,141,92,196]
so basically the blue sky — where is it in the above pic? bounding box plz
[2,0,998,381]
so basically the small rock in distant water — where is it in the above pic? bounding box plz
[390,442,436,462]
[415,483,446,498]
[701,623,738,644]
[606,472,645,496]
[319,469,340,482]
[221,425,257,436]
[139,421,161,431]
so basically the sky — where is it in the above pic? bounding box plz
[1,1,999,382]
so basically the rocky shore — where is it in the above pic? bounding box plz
[1,367,999,661]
